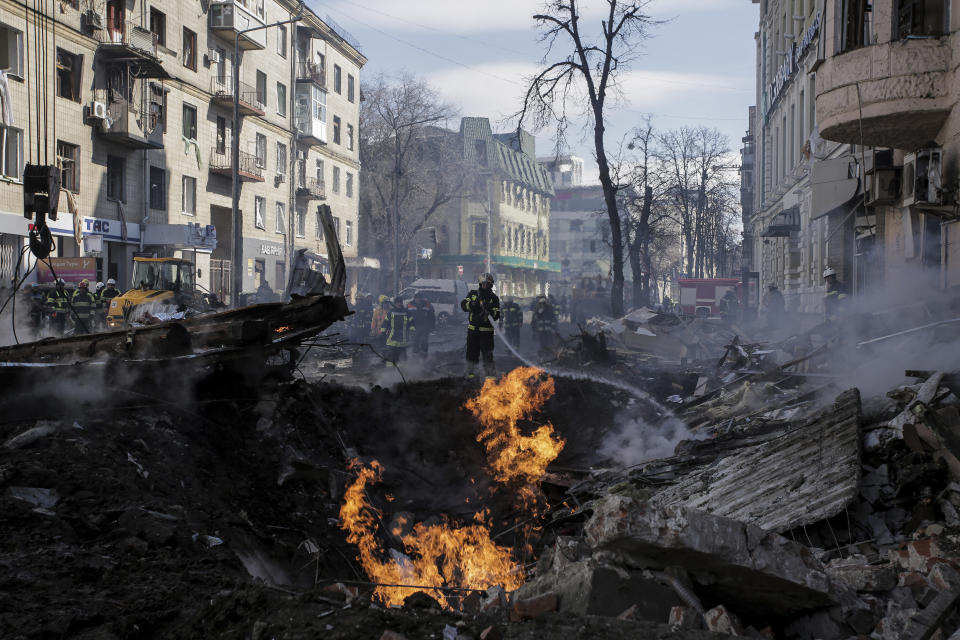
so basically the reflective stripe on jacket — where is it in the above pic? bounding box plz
[71,290,97,319]
[501,302,523,328]
[46,289,69,311]
[382,309,415,347]
[460,290,500,332]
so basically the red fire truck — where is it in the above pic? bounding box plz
[676,278,741,317]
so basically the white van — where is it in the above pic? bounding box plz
[399,278,470,327]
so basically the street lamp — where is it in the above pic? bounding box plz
[231,3,304,307]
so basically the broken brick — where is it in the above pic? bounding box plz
[668,605,702,630]
[478,626,501,640]
[509,592,558,622]
[889,538,947,572]
[704,605,743,635]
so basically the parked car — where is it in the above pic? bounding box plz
[399,279,469,327]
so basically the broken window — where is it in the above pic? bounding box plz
[149,83,166,133]
[149,166,165,210]
[277,142,287,176]
[334,64,342,93]
[150,8,165,48]
[276,201,285,234]
[277,24,287,57]
[346,172,353,198]
[1,127,22,180]
[255,133,266,169]
[255,196,265,229]
[182,176,196,215]
[216,116,226,155]
[840,0,872,52]
[348,74,355,103]
[315,210,323,239]
[897,0,946,38]
[56,48,82,102]
[333,116,341,145]
[182,27,196,70]
[182,104,197,140]
[256,70,267,108]
[296,208,305,237]
[277,82,287,117]
[345,220,353,247]
[0,24,23,78]
[347,124,354,151]
[56,140,79,192]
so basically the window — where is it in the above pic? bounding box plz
[897,0,946,37]
[1,127,22,180]
[313,87,326,122]
[296,208,305,237]
[255,196,265,229]
[347,124,354,150]
[473,222,487,248]
[56,141,79,192]
[0,25,24,78]
[333,216,341,238]
[333,116,341,144]
[255,133,266,169]
[315,158,324,182]
[149,166,165,210]
[182,27,196,70]
[55,49,82,102]
[332,166,340,194]
[276,202,285,234]
[182,104,197,139]
[333,65,342,93]
[315,210,324,239]
[216,116,226,154]
[149,83,166,133]
[345,220,353,247]
[277,142,287,176]
[149,8,165,47]
[182,176,196,215]
[256,70,267,108]
[277,24,287,57]
[348,74,355,102]
[276,82,287,116]
[346,172,353,197]
[275,262,285,289]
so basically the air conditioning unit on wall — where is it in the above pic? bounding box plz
[85,101,107,122]
[902,147,943,207]
[866,168,900,206]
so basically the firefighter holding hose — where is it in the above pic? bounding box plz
[461,273,500,379]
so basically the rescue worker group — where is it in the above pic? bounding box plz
[350,273,563,378]
[24,277,119,336]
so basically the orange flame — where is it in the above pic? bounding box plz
[339,460,523,608]
[465,367,565,508]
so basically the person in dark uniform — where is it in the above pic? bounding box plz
[71,279,98,335]
[460,273,500,378]
[499,296,523,347]
[406,292,435,357]
[823,267,848,322]
[380,295,415,364]
[46,278,70,335]
[531,295,558,357]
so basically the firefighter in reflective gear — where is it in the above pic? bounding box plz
[46,278,70,335]
[381,295,415,364]
[371,294,390,341]
[407,292,435,357]
[531,295,558,357]
[718,289,740,325]
[24,284,46,337]
[100,278,120,304]
[71,279,97,334]
[499,296,523,347]
[822,267,848,321]
[461,273,500,378]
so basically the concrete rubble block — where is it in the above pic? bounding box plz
[928,563,960,591]
[585,496,839,617]
[704,605,743,635]
[826,557,897,592]
[668,605,703,630]
[512,557,684,620]
[508,591,558,622]
[873,606,918,640]
[899,571,940,607]
[783,608,853,640]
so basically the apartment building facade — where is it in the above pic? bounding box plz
[814,0,959,293]
[0,0,365,301]
[421,118,558,298]
[749,0,868,313]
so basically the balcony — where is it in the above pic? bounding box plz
[209,149,265,182]
[210,76,265,117]
[96,20,167,78]
[93,88,163,150]
[295,177,325,200]
[815,38,952,149]
[208,0,266,50]
[295,62,326,89]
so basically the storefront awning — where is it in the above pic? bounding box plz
[345,256,380,269]
[763,205,801,237]
[143,223,216,252]
[428,253,561,273]
[811,156,859,220]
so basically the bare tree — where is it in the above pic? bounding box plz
[518,0,659,317]
[359,73,461,293]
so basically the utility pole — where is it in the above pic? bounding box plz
[231,4,304,307]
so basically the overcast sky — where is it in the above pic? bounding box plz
[314,0,758,183]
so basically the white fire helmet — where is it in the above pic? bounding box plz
[822,267,837,279]
[106,278,117,286]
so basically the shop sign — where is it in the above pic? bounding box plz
[260,244,283,256]
[766,11,821,115]
[36,257,97,283]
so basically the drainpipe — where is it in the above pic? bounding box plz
[287,26,297,293]
[140,148,148,252]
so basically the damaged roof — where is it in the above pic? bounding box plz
[651,389,862,533]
